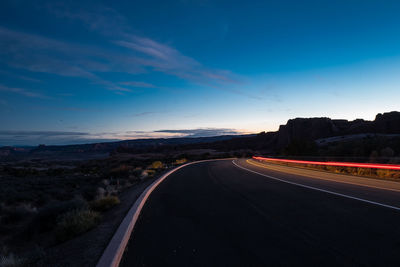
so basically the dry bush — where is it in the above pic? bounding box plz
[90,196,120,212]
[175,158,187,165]
[55,209,101,242]
[376,169,397,179]
[150,161,163,169]
[356,168,373,177]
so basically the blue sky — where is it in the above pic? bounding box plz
[1,0,400,145]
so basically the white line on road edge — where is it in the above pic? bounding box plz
[97,158,234,267]
[232,160,400,211]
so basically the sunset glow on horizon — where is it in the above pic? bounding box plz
[1,0,400,145]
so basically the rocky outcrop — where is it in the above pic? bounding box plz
[272,111,400,149]
[374,111,400,134]
[275,118,338,149]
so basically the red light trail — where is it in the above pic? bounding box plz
[252,156,400,170]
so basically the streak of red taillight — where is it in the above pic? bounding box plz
[252,156,400,170]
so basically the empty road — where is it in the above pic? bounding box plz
[120,159,400,266]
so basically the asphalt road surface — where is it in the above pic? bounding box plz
[120,159,400,266]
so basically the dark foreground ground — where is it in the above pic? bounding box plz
[121,159,400,267]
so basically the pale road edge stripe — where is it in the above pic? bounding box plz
[232,160,400,211]
[247,159,400,193]
[96,158,235,267]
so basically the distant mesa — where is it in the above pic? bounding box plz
[1,111,400,160]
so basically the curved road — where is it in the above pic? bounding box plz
[120,159,400,266]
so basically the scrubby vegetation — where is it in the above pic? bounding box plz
[90,196,120,212]
[0,152,192,265]
[255,159,400,180]
[2,117,399,264]
[55,209,101,242]
[150,161,164,169]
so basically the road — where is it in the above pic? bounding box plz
[120,159,400,266]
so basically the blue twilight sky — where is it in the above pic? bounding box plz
[1,0,400,145]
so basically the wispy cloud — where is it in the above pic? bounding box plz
[0,26,134,93]
[0,84,47,98]
[115,35,239,87]
[0,4,250,98]
[46,2,129,36]
[47,4,243,91]
[120,81,156,88]
[0,70,41,83]
[154,128,245,137]
[46,2,231,87]
[132,111,158,117]
[0,26,101,78]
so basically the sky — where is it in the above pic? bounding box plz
[1,0,400,145]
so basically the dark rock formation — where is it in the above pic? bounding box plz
[272,111,400,149]
[374,111,400,133]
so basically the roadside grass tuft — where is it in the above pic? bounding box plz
[263,160,400,180]
[55,209,101,242]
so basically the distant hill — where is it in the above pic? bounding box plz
[0,134,252,160]
[2,111,400,161]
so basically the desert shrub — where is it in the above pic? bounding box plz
[55,209,101,242]
[377,169,392,179]
[27,197,88,234]
[90,196,120,212]
[392,171,400,179]
[357,168,373,177]
[150,161,163,169]
[174,158,187,165]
